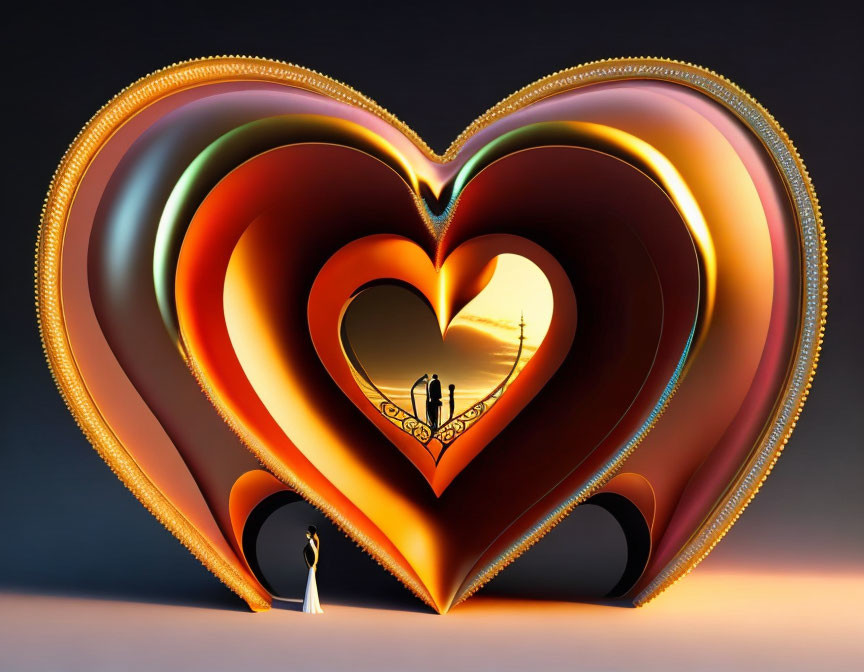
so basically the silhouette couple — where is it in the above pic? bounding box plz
[411,373,455,431]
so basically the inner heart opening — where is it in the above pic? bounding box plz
[340,254,554,462]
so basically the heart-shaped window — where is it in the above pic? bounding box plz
[341,253,554,462]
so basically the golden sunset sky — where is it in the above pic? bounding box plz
[342,254,553,418]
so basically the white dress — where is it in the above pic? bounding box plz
[302,538,323,614]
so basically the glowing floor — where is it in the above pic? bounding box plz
[2,569,862,671]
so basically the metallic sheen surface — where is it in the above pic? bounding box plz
[36,57,824,614]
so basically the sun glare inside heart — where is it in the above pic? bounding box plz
[340,254,553,454]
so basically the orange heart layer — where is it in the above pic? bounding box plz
[37,58,825,614]
[307,234,577,494]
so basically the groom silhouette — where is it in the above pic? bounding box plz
[426,374,442,431]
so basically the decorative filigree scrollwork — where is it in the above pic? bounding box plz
[348,314,528,464]
[381,402,433,443]
[436,402,485,445]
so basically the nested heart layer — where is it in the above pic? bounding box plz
[38,58,823,614]
[175,142,699,610]
[308,234,575,494]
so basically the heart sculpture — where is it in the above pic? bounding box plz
[37,57,826,613]
[306,234,577,494]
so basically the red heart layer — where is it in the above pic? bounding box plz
[175,143,699,610]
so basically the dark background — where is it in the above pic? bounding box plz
[2,1,861,609]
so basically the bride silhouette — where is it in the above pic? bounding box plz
[302,525,323,614]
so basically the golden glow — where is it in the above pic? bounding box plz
[437,263,448,335]
[574,121,717,323]
[452,254,553,347]
[345,254,554,417]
